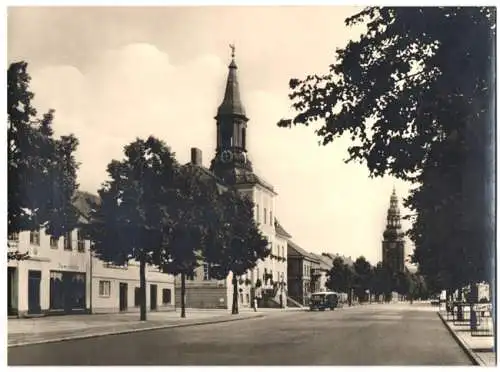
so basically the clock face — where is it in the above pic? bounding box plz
[221,150,233,163]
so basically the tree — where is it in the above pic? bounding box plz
[371,262,395,301]
[154,163,222,318]
[204,188,270,315]
[326,256,355,305]
[353,256,373,302]
[84,136,178,321]
[8,61,80,260]
[278,7,495,292]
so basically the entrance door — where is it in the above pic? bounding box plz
[28,270,42,314]
[150,284,157,311]
[119,283,128,311]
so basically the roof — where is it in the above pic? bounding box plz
[217,58,246,118]
[309,252,332,271]
[73,191,100,219]
[182,162,228,194]
[321,252,354,267]
[274,219,292,238]
[288,240,320,263]
[233,168,276,195]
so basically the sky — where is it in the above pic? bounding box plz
[8,6,414,265]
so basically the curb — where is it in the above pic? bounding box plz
[8,314,265,348]
[437,311,483,366]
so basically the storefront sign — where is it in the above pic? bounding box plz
[57,263,80,271]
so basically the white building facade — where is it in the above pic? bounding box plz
[7,192,175,317]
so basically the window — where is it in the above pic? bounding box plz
[203,263,211,281]
[162,288,172,304]
[240,293,244,303]
[270,211,273,226]
[99,280,111,297]
[77,230,85,252]
[264,208,267,224]
[64,232,72,251]
[246,293,250,303]
[256,204,260,223]
[8,232,19,242]
[50,237,59,249]
[30,228,40,246]
[134,287,141,307]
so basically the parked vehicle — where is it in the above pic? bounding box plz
[309,291,339,311]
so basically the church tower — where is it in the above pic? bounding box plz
[209,46,283,296]
[382,188,406,273]
[210,45,254,184]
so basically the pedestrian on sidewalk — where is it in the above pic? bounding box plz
[253,297,258,312]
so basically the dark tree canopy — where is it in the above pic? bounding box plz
[204,188,270,314]
[205,188,270,278]
[279,7,495,181]
[353,256,373,300]
[154,163,222,277]
[326,257,355,295]
[279,7,496,291]
[8,61,80,260]
[83,136,179,320]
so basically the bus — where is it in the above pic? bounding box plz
[309,291,339,311]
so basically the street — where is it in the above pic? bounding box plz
[9,303,472,366]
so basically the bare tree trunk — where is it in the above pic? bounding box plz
[232,276,239,315]
[181,272,186,318]
[140,257,147,321]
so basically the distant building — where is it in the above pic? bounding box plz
[7,191,175,318]
[287,241,320,306]
[175,48,291,309]
[321,252,354,268]
[382,188,405,273]
[309,252,332,292]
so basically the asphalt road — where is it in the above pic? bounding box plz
[9,303,472,366]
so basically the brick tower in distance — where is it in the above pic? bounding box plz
[382,188,405,273]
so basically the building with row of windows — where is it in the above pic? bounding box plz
[7,191,175,318]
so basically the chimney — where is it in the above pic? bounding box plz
[191,148,202,166]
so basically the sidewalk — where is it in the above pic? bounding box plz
[8,309,264,348]
[438,311,496,366]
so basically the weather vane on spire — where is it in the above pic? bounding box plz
[229,43,235,59]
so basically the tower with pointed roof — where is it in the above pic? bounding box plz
[207,46,287,307]
[382,188,405,273]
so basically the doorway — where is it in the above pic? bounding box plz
[119,282,128,312]
[150,284,157,311]
[28,270,42,314]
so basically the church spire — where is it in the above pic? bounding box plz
[217,44,247,118]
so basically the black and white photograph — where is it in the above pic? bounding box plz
[5,4,496,367]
